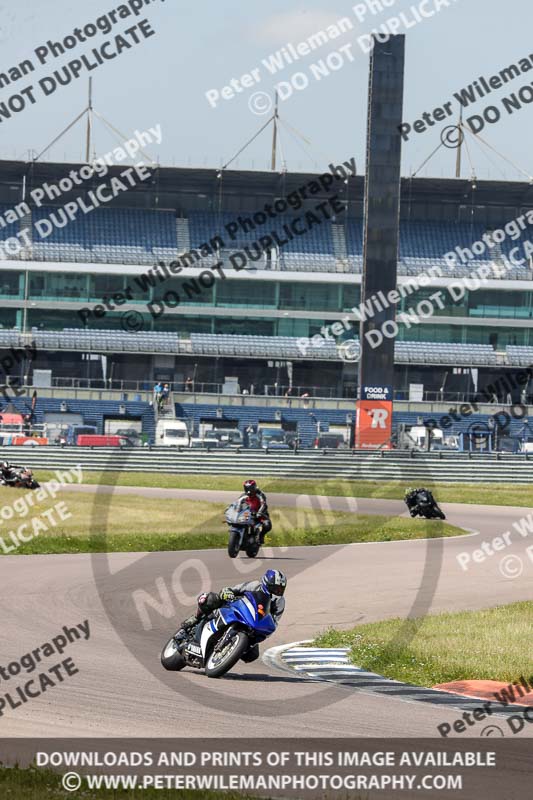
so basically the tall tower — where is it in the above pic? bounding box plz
[355,35,405,449]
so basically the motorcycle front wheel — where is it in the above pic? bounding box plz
[161,636,186,671]
[227,530,241,558]
[245,538,260,558]
[205,630,249,678]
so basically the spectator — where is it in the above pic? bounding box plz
[185,376,193,392]
[161,383,170,408]
[153,381,162,407]
[285,388,292,408]
[301,391,310,409]
[244,424,254,448]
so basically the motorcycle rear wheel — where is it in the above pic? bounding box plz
[227,531,240,558]
[205,630,249,678]
[161,636,186,671]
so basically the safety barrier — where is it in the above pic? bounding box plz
[4,446,533,483]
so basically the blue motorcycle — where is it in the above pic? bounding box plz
[161,591,277,678]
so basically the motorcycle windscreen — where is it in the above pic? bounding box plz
[225,503,253,525]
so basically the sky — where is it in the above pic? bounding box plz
[1,0,533,181]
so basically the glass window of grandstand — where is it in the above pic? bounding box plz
[398,325,462,343]
[467,290,532,319]
[152,278,214,305]
[215,280,276,308]
[29,272,88,301]
[0,308,17,329]
[0,271,19,297]
[403,288,461,316]
[279,283,341,312]
[89,274,127,300]
[341,285,360,311]
[465,328,530,347]
[29,310,84,330]
[128,279,151,302]
[398,324,532,347]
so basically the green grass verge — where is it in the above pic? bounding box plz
[0,766,257,800]
[0,490,464,555]
[313,601,533,687]
[35,470,533,507]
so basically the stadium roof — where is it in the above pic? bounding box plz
[0,159,532,211]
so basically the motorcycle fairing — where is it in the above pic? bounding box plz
[199,591,276,658]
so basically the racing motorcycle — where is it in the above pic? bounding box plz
[404,488,445,520]
[224,502,262,559]
[160,590,276,678]
[1,468,40,490]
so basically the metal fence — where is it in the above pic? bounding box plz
[7,447,533,483]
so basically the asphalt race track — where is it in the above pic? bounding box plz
[1,486,532,739]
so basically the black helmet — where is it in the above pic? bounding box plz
[243,479,258,496]
[261,569,287,597]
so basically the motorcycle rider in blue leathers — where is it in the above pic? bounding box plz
[180,569,287,662]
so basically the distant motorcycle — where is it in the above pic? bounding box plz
[404,488,445,520]
[161,590,277,678]
[2,468,40,490]
[224,502,261,559]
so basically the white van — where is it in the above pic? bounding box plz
[409,426,444,450]
[156,419,189,447]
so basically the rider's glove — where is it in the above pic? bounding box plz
[219,588,236,603]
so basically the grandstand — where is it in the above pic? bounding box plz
[0,161,532,410]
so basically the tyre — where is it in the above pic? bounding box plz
[204,629,249,678]
[160,636,186,671]
[245,539,260,558]
[434,507,446,520]
[227,530,241,558]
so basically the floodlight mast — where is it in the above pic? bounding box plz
[85,77,93,163]
[32,79,155,165]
